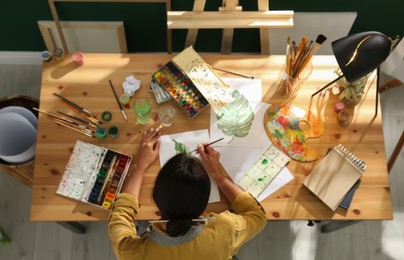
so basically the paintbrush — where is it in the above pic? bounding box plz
[295,34,327,78]
[53,93,94,117]
[292,36,308,72]
[191,137,224,153]
[33,107,91,130]
[285,37,292,75]
[108,80,127,121]
[57,111,98,128]
[52,118,96,138]
[61,101,102,125]
[51,118,95,134]
[212,67,254,79]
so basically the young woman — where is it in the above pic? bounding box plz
[108,128,266,260]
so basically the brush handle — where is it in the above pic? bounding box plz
[191,137,224,153]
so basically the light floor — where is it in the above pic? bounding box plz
[0,62,403,260]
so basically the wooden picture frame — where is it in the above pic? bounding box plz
[48,0,172,53]
[38,20,127,53]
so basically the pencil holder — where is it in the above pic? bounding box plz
[276,61,312,98]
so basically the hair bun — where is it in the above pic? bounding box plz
[166,219,193,237]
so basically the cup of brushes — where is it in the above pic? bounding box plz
[276,34,327,98]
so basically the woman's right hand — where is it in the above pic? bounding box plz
[198,143,243,203]
[197,144,226,184]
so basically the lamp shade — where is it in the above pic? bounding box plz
[332,31,391,82]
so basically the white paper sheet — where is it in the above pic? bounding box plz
[215,102,295,202]
[382,38,404,83]
[210,78,263,148]
[159,129,220,203]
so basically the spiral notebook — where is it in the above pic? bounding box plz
[303,144,366,211]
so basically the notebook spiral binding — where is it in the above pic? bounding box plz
[334,144,367,172]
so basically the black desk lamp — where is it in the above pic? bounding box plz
[311,31,392,115]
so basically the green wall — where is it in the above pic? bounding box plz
[1,0,403,52]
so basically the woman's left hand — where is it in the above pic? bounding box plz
[122,128,160,197]
[134,128,161,171]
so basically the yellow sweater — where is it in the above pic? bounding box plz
[108,191,266,260]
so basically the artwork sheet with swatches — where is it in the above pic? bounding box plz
[237,143,291,197]
[56,140,132,210]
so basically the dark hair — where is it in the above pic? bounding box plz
[152,153,211,237]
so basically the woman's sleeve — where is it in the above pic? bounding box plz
[108,193,140,254]
[228,191,267,255]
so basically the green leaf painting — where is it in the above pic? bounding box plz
[172,139,190,154]
[216,90,254,139]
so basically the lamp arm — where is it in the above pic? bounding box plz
[312,74,345,97]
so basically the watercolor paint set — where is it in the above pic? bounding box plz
[149,77,172,104]
[152,46,233,118]
[56,140,132,210]
[153,61,209,118]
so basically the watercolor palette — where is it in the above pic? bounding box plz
[153,61,210,118]
[237,143,290,197]
[152,46,233,118]
[149,77,172,104]
[264,105,324,162]
[56,140,132,210]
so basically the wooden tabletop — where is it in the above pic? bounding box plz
[30,53,392,222]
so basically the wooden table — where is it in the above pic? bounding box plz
[30,53,392,232]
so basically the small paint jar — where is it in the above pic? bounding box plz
[334,101,345,113]
[72,51,84,65]
[41,50,51,62]
[95,126,107,139]
[108,125,119,138]
[119,93,130,108]
[101,111,112,121]
[337,110,352,128]
[53,48,64,62]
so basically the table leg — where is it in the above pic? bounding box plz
[320,220,361,233]
[57,221,86,234]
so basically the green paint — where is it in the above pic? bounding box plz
[216,90,254,139]
[261,159,268,165]
[172,139,190,154]
[274,129,283,139]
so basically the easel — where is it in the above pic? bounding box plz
[167,0,293,54]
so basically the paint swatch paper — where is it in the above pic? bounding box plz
[214,102,294,202]
[237,143,291,197]
[159,129,220,203]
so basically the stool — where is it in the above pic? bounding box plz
[0,95,39,187]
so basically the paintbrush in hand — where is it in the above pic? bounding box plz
[191,138,224,153]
